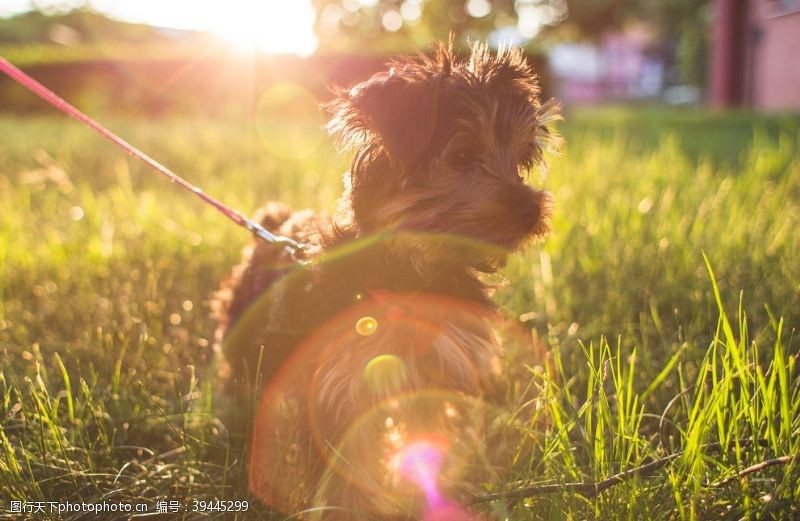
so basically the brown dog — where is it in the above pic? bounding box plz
[214,42,560,520]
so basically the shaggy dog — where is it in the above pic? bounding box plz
[214,42,560,520]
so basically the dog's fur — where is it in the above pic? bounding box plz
[213,42,560,520]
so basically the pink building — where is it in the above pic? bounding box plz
[710,0,800,109]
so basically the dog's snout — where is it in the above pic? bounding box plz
[507,188,541,224]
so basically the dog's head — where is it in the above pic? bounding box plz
[327,42,560,270]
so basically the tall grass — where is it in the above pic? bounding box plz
[486,259,798,519]
[1,108,798,518]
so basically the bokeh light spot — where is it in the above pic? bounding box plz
[394,439,446,508]
[401,0,423,23]
[363,354,407,394]
[355,316,378,336]
[466,0,492,18]
[68,206,84,220]
[255,83,325,160]
[382,10,403,32]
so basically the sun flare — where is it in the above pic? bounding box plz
[91,0,319,56]
[209,1,318,55]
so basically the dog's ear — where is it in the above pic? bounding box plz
[327,63,448,167]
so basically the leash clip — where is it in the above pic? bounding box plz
[245,218,308,264]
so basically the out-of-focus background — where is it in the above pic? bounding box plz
[2,0,799,114]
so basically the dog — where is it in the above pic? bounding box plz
[213,42,560,520]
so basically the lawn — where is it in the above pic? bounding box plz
[1,107,798,519]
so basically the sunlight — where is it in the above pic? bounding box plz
[210,1,318,55]
[91,0,319,55]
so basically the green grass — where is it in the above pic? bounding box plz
[1,107,799,519]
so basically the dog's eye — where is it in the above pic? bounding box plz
[450,149,478,169]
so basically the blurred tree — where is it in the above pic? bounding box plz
[311,0,708,86]
[641,0,710,87]
[559,0,709,86]
[556,0,629,39]
[0,8,173,45]
[312,0,567,52]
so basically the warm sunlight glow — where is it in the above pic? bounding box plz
[208,1,318,55]
[92,0,319,55]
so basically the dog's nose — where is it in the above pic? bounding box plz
[509,189,541,225]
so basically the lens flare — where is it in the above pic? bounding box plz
[355,316,378,336]
[255,83,326,160]
[238,254,535,517]
[423,501,479,521]
[363,354,407,395]
[394,438,488,520]
[394,439,447,508]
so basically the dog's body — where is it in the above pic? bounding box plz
[214,43,559,519]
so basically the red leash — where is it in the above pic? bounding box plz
[0,56,305,261]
